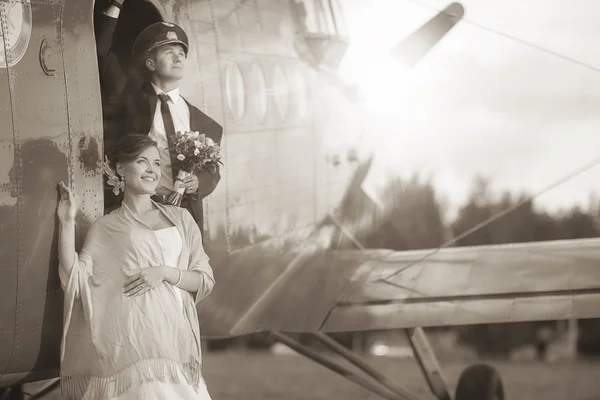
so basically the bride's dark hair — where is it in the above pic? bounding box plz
[103,134,158,211]
[107,134,158,169]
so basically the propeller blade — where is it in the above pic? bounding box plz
[390,2,464,66]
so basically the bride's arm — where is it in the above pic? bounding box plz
[57,182,96,294]
[57,182,78,288]
[163,267,208,294]
[179,210,215,303]
[58,220,77,285]
[123,265,209,297]
[123,210,214,300]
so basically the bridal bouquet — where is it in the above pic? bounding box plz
[166,130,223,207]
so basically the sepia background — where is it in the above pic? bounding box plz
[19,0,600,398]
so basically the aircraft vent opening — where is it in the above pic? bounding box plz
[292,0,349,70]
[93,0,163,74]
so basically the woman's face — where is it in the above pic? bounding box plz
[117,146,161,195]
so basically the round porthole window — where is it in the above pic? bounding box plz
[0,0,33,68]
[272,64,289,119]
[224,62,246,122]
[250,62,268,123]
[291,68,307,119]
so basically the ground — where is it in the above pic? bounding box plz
[24,352,600,399]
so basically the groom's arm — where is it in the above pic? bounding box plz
[97,0,128,99]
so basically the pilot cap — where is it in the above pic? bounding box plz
[132,22,189,56]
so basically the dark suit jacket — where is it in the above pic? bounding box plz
[97,14,223,229]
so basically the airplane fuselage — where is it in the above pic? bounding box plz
[0,0,364,387]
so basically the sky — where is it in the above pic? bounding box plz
[337,0,600,217]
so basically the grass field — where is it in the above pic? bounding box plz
[25,352,600,399]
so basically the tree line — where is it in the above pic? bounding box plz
[358,175,600,357]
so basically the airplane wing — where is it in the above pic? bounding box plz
[197,237,600,337]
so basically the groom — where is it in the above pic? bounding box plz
[97,0,223,231]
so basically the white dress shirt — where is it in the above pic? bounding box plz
[148,82,191,194]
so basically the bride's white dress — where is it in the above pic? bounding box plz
[107,227,212,400]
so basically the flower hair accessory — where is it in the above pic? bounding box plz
[102,156,124,195]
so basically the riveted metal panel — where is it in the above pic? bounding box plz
[0,4,16,373]
[7,0,68,376]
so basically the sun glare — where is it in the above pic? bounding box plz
[342,50,425,162]
[336,0,442,189]
[354,56,414,115]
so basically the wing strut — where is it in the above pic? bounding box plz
[312,332,426,400]
[404,328,451,400]
[268,332,420,400]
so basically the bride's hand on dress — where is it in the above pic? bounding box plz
[123,267,168,297]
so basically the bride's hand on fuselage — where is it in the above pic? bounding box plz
[57,181,77,224]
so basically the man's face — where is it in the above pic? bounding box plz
[146,44,187,82]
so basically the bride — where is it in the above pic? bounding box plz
[57,134,215,399]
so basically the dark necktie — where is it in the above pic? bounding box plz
[157,93,180,180]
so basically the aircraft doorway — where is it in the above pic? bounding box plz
[93,0,163,212]
[93,0,163,74]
